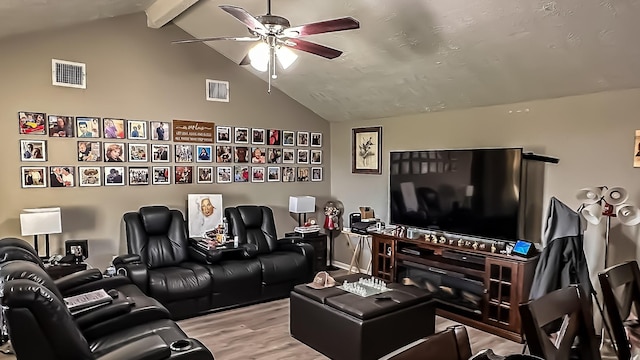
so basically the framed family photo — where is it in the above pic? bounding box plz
[20,140,47,161]
[311,150,322,165]
[152,144,170,162]
[151,121,170,141]
[78,141,101,162]
[352,126,382,174]
[268,129,281,145]
[175,144,193,163]
[217,166,232,183]
[311,167,323,182]
[197,145,213,163]
[297,131,309,146]
[311,132,322,147]
[104,142,125,162]
[18,111,46,135]
[267,166,281,182]
[152,166,171,185]
[175,166,193,184]
[129,167,149,185]
[282,131,295,146]
[216,126,231,143]
[252,128,265,145]
[49,166,75,187]
[48,115,74,137]
[128,120,148,140]
[103,118,126,139]
[104,166,125,186]
[76,117,100,138]
[197,166,214,184]
[128,143,148,162]
[78,166,102,187]
[21,166,47,188]
[234,127,249,144]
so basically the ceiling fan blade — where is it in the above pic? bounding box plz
[219,5,267,35]
[172,36,260,44]
[239,54,251,66]
[283,39,343,59]
[283,17,360,38]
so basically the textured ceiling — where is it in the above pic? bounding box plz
[2,0,640,122]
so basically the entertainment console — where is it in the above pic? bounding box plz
[371,231,538,343]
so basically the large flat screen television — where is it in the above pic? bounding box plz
[389,147,523,241]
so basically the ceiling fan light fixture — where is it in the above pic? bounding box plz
[276,46,298,69]
[248,42,269,72]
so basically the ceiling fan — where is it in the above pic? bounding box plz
[173,0,360,92]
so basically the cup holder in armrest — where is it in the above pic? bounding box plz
[169,339,192,352]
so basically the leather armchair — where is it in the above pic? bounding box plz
[0,259,170,341]
[117,206,214,319]
[225,205,314,299]
[2,279,214,360]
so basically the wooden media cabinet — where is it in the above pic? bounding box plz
[371,232,538,342]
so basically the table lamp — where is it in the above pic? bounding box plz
[289,196,316,227]
[20,207,62,259]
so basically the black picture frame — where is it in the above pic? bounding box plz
[352,126,382,174]
[65,239,88,260]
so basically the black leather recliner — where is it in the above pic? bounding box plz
[2,278,214,360]
[116,206,214,319]
[115,205,314,319]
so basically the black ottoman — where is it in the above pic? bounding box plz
[290,274,435,360]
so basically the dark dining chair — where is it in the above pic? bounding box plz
[519,285,601,360]
[387,325,472,360]
[598,260,640,360]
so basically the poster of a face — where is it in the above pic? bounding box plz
[188,194,223,237]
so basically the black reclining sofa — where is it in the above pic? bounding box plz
[115,205,314,319]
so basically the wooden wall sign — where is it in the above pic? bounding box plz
[172,120,215,143]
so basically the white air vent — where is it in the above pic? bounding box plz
[206,79,229,102]
[52,59,86,89]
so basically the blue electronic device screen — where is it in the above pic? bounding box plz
[513,240,532,256]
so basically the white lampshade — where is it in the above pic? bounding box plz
[617,204,640,226]
[20,207,62,236]
[603,187,629,206]
[276,46,298,69]
[576,187,603,204]
[248,42,269,72]
[581,203,603,225]
[289,196,316,214]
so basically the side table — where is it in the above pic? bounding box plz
[45,262,87,280]
[286,233,327,273]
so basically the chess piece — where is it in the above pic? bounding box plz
[491,243,497,253]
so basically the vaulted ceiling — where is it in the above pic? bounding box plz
[2,0,640,122]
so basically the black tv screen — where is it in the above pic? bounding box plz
[389,148,523,241]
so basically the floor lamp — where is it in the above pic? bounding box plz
[577,186,640,269]
[19,207,62,259]
[577,186,640,351]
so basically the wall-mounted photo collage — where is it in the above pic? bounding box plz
[18,111,324,188]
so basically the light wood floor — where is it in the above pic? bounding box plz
[179,298,525,360]
[0,297,619,359]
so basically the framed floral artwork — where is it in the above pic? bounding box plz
[352,126,382,174]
